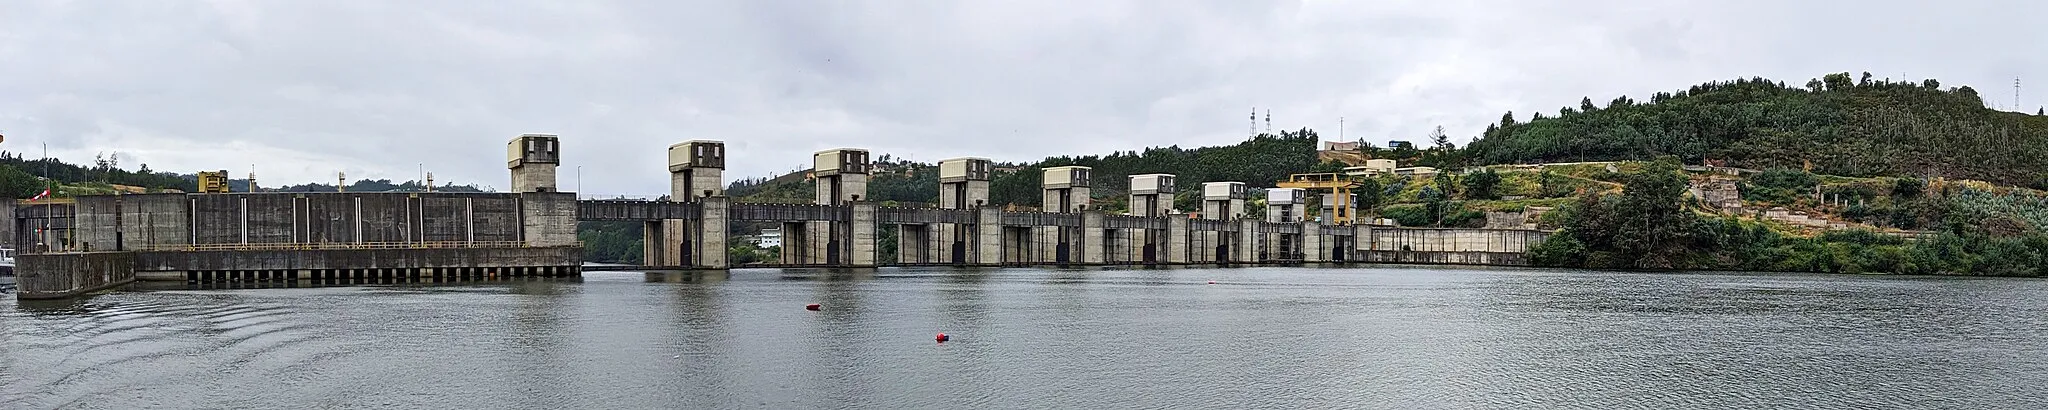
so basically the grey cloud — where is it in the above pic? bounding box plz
[2,0,2043,196]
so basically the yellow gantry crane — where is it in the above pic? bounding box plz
[197,170,231,193]
[1275,173,1360,225]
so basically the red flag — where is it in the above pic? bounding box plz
[29,188,50,201]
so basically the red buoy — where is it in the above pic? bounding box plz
[805,303,821,311]
[1207,280,1216,285]
[935,332,950,343]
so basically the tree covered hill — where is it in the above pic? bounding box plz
[0,150,488,198]
[723,130,1327,211]
[0,151,197,196]
[995,129,1322,209]
[1465,72,2048,190]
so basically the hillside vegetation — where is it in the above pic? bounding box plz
[0,150,487,198]
[994,129,1321,210]
[1465,73,2048,189]
[0,151,197,196]
[724,130,1327,211]
[1532,158,2048,276]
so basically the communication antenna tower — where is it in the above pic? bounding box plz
[1249,107,1257,137]
[2017,78,2023,111]
[1264,109,1271,134]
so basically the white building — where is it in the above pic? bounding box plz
[1342,159,1399,176]
[1393,166,1440,178]
[759,228,782,248]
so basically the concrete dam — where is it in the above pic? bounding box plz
[13,134,1548,299]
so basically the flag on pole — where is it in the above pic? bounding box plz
[29,188,51,201]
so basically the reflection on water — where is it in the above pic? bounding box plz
[6,267,2048,409]
[125,276,586,293]
[643,270,730,284]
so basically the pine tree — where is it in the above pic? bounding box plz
[1429,126,1451,150]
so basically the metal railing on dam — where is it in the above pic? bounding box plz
[1101,215,1168,230]
[729,203,848,222]
[877,207,977,224]
[1000,212,1081,227]
[141,241,558,252]
[577,200,702,221]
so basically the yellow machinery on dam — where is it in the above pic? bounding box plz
[1275,173,1360,225]
[196,170,231,193]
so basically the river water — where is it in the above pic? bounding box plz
[4,266,2047,409]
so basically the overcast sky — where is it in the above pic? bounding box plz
[3,0,2044,196]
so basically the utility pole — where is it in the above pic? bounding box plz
[42,141,50,251]
[577,165,583,198]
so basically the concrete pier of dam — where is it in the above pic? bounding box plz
[14,135,1549,299]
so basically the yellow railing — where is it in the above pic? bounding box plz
[144,241,571,252]
[1278,173,1358,189]
[17,198,77,205]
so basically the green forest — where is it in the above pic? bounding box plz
[0,150,488,199]
[993,129,1323,212]
[720,130,1327,212]
[1531,159,2048,276]
[1464,72,2048,189]
[0,151,198,197]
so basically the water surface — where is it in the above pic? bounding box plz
[4,266,2046,409]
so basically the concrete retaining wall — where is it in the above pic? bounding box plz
[520,193,579,246]
[16,252,139,299]
[1359,227,1547,254]
[63,192,547,251]
[74,194,187,251]
[1349,226,1548,266]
